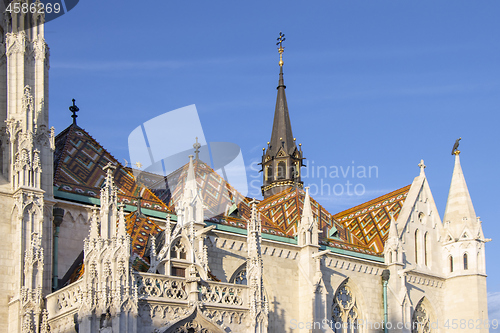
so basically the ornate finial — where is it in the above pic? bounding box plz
[418,159,426,175]
[276,31,286,67]
[452,137,461,155]
[69,99,79,125]
[193,137,201,160]
[135,161,143,169]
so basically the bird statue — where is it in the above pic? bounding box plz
[451,137,461,155]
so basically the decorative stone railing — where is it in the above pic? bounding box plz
[135,273,248,310]
[46,279,84,321]
[200,280,247,308]
[136,273,189,301]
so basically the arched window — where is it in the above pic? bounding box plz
[388,251,393,264]
[424,232,428,266]
[277,161,286,179]
[230,267,268,307]
[231,267,247,285]
[171,240,187,260]
[415,230,419,264]
[449,256,454,273]
[290,164,296,180]
[331,281,360,333]
[463,253,468,270]
[266,165,273,181]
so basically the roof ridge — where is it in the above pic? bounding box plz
[53,124,78,185]
[53,124,170,212]
[333,184,411,217]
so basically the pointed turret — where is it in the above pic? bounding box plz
[184,154,197,200]
[384,214,402,264]
[443,151,477,238]
[261,33,305,198]
[100,162,118,239]
[296,187,319,246]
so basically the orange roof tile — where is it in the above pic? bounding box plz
[53,124,171,213]
[333,185,411,253]
[257,187,366,246]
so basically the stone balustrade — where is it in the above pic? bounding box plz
[136,272,189,301]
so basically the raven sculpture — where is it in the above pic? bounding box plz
[452,137,461,155]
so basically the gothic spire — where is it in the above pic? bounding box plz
[268,37,296,158]
[443,150,477,236]
[261,33,305,198]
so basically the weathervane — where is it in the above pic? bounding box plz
[276,31,286,67]
[69,99,79,125]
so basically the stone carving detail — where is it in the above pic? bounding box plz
[412,299,432,333]
[6,31,27,56]
[200,282,243,306]
[331,282,359,331]
[172,320,213,333]
[54,280,84,314]
[137,274,188,300]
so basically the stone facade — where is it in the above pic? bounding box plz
[0,5,491,333]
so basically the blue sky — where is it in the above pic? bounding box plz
[46,0,500,322]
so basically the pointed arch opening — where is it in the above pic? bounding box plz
[169,237,190,277]
[331,280,361,333]
[277,161,286,179]
[424,232,429,267]
[412,297,435,333]
[229,264,268,309]
[449,255,454,273]
[414,229,419,265]
[463,253,468,270]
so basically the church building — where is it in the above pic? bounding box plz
[0,6,490,333]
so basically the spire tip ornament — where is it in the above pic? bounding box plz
[276,31,285,67]
[69,99,79,125]
[452,137,461,156]
[193,137,201,160]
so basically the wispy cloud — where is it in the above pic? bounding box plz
[52,54,269,71]
[52,60,186,71]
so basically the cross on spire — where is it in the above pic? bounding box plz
[276,31,285,66]
[193,137,201,160]
[418,159,426,175]
[69,99,79,125]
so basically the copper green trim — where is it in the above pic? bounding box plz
[53,187,175,220]
[320,245,384,262]
[206,221,297,244]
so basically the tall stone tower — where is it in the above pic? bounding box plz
[261,32,305,198]
[0,1,53,332]
[442,150,489,332]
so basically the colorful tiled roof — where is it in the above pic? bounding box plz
[125,211,163,258]
[257,187,366,246]
[132,158,288,237]
[166,159,252,219]
[333,185,411,253]
[53,124,170,213]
